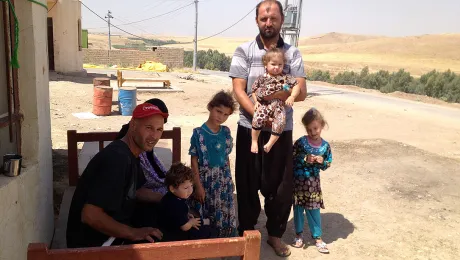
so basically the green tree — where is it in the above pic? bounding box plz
[183,49,231,71]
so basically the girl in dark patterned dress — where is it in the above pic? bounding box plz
[188,90,238,238]
[292,108,332,254]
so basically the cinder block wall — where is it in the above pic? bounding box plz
[83,47,184,68]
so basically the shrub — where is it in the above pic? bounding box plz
[184,49,231,71]
[333,71,359,85]
[306,67,460,103]
[307,69,332,82]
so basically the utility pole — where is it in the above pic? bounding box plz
[105,10,113,50]
[281,0,303,47]
[193,0,198,71]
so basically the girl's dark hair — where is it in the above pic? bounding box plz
[262,45,286,66]
[165,162,194,188]
[301,108,328,128]
[116,98,168,140]
[207,90,236,113]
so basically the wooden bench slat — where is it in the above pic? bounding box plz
[67,127,181,186]
[28,231,261,260]
[122,78,171,83]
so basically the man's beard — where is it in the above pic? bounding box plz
[259,26,279,40]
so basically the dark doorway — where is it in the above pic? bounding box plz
[47,17,55,71]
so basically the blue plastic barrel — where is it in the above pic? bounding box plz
[118,87,137,116]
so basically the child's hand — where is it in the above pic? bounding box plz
[285,96,295,106]
[315,156,324,164]
[306,154,315,164]
[194,183,206,204]
[189,218,201,230]
[188,213,195,219]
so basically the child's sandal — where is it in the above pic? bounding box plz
[291,237,304,248]
[315,241,330,254]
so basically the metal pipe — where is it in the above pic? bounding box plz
[2,0,14,142]
[193,0,198,71]
[10,0,21,154]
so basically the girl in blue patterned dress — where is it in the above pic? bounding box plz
[188,90,238,238]
[292,108,332,254]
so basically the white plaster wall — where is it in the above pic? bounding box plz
[47,0,83,73]
[0,165,52,260]
[0,1,54,259]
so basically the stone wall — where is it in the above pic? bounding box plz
[83,47,184,68]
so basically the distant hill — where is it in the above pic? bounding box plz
[298,32,384,46]
[299,32,460,75]
[87,32,460,75]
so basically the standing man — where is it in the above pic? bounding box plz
[229,0,307,257]
[66,103,167,248]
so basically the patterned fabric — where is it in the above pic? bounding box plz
[188,124,237,238]
[251,74,297,134]
[252,73,298,100]
[252,100,286,135]
[228,34,306,131]
[293,136,332,209]
[139,151,168,195]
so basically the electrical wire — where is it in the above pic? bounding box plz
[80,1,152,41]
[115,1,194,26]
[85,1,194,29]
[81,1,256,46]
[179,5,256,44]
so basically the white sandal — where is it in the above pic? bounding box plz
[292,237,304,248]
[315,241,330,254]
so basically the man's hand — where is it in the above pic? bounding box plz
[130,227,163,242]
[263,90,290,102]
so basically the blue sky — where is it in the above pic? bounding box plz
[82,0,460,38]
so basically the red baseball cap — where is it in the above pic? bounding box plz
[132,103,169,119]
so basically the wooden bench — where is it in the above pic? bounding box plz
[28,231,260,260]
[67,127,181,186]
[117,70,171,88]
[39,127,262,259]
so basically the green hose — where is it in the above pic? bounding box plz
[1,0,19,68]
[1,0,48,68]
[27,0,48,10]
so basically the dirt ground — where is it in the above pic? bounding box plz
[49,69,460,260]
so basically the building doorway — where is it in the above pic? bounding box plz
[47,17,55,71]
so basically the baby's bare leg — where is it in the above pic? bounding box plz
[251,105,268,153]
[263,134,280,153]
[251,129,261,153]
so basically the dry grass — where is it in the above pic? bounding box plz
[88,32,460,75]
